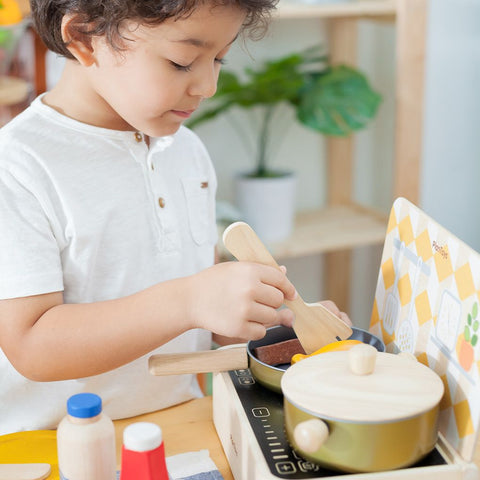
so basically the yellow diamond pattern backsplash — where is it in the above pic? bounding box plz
[370,197,480,462]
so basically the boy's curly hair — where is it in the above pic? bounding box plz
[30,0,278,60]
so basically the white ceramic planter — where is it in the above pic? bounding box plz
[234,172,297,243]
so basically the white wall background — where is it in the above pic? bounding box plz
[421,0,480,253]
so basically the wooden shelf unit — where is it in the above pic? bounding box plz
[263,0,428,310]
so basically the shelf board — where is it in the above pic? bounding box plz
[276,0,396,19]
[218,204,388,262]
[271,203,388,258]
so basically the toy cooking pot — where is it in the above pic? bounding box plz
[281,344,444,473]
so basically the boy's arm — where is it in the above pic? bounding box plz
[0,261,296,382]
[0,278,192,382]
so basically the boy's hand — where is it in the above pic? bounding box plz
[187,261,297,341]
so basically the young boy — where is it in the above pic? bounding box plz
[0,0,349,434]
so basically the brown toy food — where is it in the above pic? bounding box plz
[254,338,305,366]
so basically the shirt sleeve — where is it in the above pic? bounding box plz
[0,167,63,299]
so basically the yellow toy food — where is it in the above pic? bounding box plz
[0,0,22,25]
[291,339,363,364]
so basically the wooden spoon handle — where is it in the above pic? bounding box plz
[223,222,352,353]
[0,463,51,480]
[223,221,308,307]
[149,345,248,375]
[223,221,281,270]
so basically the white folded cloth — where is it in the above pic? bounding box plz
[167,450,224,480]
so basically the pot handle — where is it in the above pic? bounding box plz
[293,418,329,453]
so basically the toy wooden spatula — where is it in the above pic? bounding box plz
[0,463,51,480]
[223,221,352,354]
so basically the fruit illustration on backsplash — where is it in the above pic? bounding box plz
[457,302,479,372]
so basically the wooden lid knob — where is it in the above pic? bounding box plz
[348,343,377,375]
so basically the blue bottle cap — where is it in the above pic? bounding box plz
[67,393,102,418]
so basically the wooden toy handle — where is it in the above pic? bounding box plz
[149,345,248,376]
[223,222,352,354]
[293,419,329,453]
[223,221,282,270]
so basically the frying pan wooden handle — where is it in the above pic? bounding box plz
[223,222,352,353]
[149,345,248,376]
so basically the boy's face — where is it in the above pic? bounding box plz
[82,3,246,136]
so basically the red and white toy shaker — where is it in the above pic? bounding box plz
[120,422,169,480]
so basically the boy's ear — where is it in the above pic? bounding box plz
[61,13,96,66]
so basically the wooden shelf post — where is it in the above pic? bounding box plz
[393,0,429,203]
[325,17,358,312]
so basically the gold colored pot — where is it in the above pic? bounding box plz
[281,346,444,473]
[284,398,440,472]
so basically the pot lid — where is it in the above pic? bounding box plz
[281,348,444,423]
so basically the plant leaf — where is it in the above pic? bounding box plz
[186,46,382,173]
[472,334,478,347]
[468,313,472,326]
[473,302,478,319]
[297,66,381,136]
[465,326,471,342]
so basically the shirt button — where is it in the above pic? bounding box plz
[158,197,166,208]
[134,132,143,142]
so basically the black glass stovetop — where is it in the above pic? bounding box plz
[228,369,447,479]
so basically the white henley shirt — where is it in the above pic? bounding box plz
[0,95,217,434]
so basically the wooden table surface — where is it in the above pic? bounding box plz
[114,396,233,480]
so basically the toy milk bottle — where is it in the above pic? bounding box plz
[57,392,116,480]
[120,422,169,480]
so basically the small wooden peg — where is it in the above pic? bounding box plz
[348,343,377,375]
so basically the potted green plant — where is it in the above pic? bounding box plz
[187,46,381,242]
